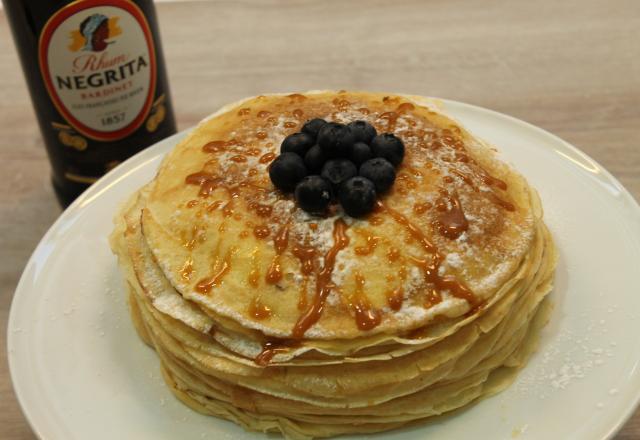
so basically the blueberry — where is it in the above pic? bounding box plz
[294,175,333,214]
[269,152,307,192]
[338,177,377,217]
[370,133,405,167]
[347,120,377,143]
[359,158,396,193]
[321,159,357,191]
[304,144,325,173]
[349,142,372,166]
[301,118,327,138]
[317,122,355,158]
[281,132,315,156]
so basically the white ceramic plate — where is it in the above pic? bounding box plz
[8,100,640,440]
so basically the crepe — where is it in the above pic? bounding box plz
[110,91,557,439]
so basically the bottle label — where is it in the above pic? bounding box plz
[39,0,157,141]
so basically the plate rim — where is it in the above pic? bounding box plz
[7,98,640,440]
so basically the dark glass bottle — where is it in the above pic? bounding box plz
[3,0,176,206]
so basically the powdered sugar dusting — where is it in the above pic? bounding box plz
[146,92,541,338]
[474,261,513,292]
[512,317,617,398]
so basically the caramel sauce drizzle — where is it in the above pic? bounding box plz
[413,201,432,215]
[266,260,282,284]
[450,169,478,190]
[378,201,437,254]
[377,201,477,306]
[291,219,349,339]
[248,268,260,287]
[207,200,224,212]
[180,258,193,281]
[292,244,317,275]
[184,98,503,351]
[255,340,297,366]
[265,223,290,284]
[404,165,424,178]
[202,139,244,154]
[425,288,443,308]
[481,174,507,191]
[351,272,382,331]
[273,223,290,253]
[195,248,235,294]
[222,200,235,217]
[409,255,475,305]
[378,111,399,130]
[249,298,272,320]
[434,190,468,240]
[387,247,400,262]
[429,128,515,211]
[185,171,269,230]
[448,167,514,211]
[253,225,270,239]
[298,277,309,311]
[185,171,222,197]
[396,102,415,113]
[489,193,516,212]
[387,287,404,311]
[259,152,276,164]
[248,248,260,288]
[182,224,206,250]
[354,231,380,256]
[385,261,408,310]
[250,202,273,218]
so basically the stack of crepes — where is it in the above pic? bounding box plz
[110,91,557,439]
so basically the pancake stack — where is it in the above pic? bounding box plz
[110,91,557,439]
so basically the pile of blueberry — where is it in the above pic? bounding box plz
[269,118,404,217]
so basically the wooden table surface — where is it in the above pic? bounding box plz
[1,0,639,438]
